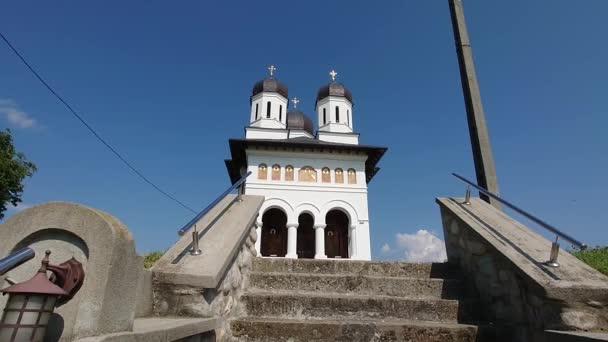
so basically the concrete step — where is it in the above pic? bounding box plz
[241,291,469,322]
[249,271,464,299]
[545,330,608,342]
[231,317,482,342]
[253,257,459,279]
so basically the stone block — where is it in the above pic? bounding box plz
[0,202,140,341]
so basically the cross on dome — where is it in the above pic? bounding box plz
[292,97,300,109]
[267,65,276,77]
[329,70,338,81]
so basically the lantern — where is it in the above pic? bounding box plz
[0,250,67,342]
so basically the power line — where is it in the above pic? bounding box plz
[0,31,197,214]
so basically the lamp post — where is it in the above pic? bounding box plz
[0,251,67,342]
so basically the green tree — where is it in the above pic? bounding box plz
[0,129,37,219]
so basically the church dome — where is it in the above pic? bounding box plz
[316,82,353,105]
[287,109,314,135]
[252,77,289,99]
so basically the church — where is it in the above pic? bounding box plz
[224,66,386,260]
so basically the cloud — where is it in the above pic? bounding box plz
[396,230,447,262]
[380,243,391,254]
[0,99,37,129]
[380,229,447,262]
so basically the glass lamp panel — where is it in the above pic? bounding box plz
[7,295,26,309]
[20,311,40,325]
[27,295,45,310]
[33,327,46,341]
[0,327,15,341]
[14,327,34,341]
[2,310,21,324]
[43,297,57,311]
[38,312,51,326]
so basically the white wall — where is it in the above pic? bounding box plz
[245,149,372,260]
[250,92,288,127]
[317,131,359,145]
[316,96,353,133]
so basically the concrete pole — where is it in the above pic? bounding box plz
[448,0,501,210]
[286,223,298,259]
[314,224,327,259]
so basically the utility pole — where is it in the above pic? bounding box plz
[448,0,501,210]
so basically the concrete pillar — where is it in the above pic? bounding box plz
[255,221,262,256]
[349,224,357,259]
[314,224,327,259]
[286,223,298,259]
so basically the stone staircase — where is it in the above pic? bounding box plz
[230,258,491,342]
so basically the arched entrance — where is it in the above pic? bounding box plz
[261,208,287,257]
[297,213,315,259]
[325,210,349,258]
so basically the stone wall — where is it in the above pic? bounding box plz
[153,225,258,340]
[437,197,608,342]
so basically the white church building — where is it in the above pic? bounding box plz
[224,67,386,260]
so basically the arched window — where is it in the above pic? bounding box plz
[347,109,350,126]
[336,106,340,122]
[298,166,317,182]
[285,165,294,181]
[258,164,267,180]
[335,168,344,183]
[266,101,271,118]
[323,108,327,125]
[322,167,331,183]
[348,168,357,184]
[271,164,281,180]
[255,103,259,119]
[279,105,283,122]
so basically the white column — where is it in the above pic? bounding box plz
[349,224,357,259]
[286,223,298,259]
[314,224,327,259]
[255,221,262,256]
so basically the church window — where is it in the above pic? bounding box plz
[267,101,271,118]
[298,166,317,182]
[336,106,340,122]
[258,164,267,180]
[279,105,283,121]
[255,104,259,119]
[323,108,327,125]
[348,168,357,184]
[335,168,344,183]
[272,164,281,180]
[322,167,330,183]
[285,165,294,181]
[347,110,350,126]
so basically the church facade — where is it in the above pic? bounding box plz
[225,67,386,260]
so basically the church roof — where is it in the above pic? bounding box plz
[224,137,387,184]
[252,77,289,99]
[316,82,353,105]
[286,110,314,135]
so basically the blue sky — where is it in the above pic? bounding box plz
[1,1,607,259]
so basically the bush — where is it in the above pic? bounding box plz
[143,251,164,268]
[572,246,608,276]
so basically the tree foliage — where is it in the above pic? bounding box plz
[0,129,37,219]
[572,246,608,276]
[143,251,164,268]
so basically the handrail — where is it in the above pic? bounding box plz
[0,247,35,276]
[178,171,252,236]
[452,173,587,250]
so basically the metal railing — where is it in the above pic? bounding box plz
[178,171,252,256]
[0,247,35,276]
[453,173,587,268]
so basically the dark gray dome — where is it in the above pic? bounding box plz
[287,110,314,135]
[252,77,288,99]
[316,82,353,104]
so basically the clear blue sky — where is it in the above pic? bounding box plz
[2,1,607,258]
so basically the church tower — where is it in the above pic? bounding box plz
[226,66,386,261]
[316,70,359,145]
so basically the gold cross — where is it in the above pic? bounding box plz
[292,97,300,109]
[329,69,337,81]
[268,65,276,77]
